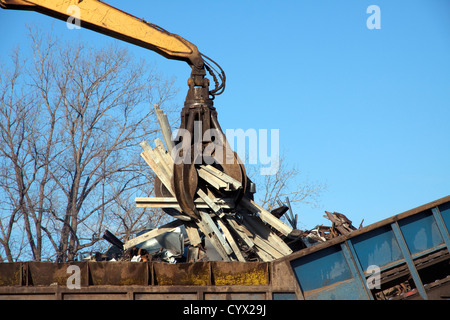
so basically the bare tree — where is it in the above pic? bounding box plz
[0,26,179,262]
[0,47,39,262]
[247,154,326,228]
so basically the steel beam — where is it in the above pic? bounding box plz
[431,207,450,250]
[341,242,372,300]
[391,222,428,300]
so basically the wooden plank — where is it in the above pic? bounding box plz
[195,218,231,262]
[221,217,274,262]
[243,215,293,256]
[225,217,255,249]
[240,218,283,260]
[153,147,173,181]
[198,167,229,190]
[153,137,165,151]
[154,138,174,168]
[324,211,356,235]
[241,216,291,258]
[123,220,183,250]
[251,221,292,258]
[140,140,153,154]
[144,142,173,186]
[140,151,174,196]
[254,247,275,262]
[140,140,173,193]
[216,218,246,262]
[199,165,242,190]
[196,189,224,218]
[154,104,175,153]
[239,197,293,236]
[184,221,202,246]
[135,197,234,210]
[198,210,233,256]
[226,216,286,262]
[135,197,178,205]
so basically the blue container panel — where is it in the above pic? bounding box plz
[439,202,450,231]
[290,245,352,293]
[350,226,403,272]
[398,210,444,255]
[287,198,450,300]
[303,278,368,300]
[272,292,297,300]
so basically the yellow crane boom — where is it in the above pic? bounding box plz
[0,0,203,69]
[0,0,226,97]
[0,0,239,221]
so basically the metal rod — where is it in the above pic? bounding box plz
[345,240,374,300]
[391,222,428,300]
[102,230,124,250]
[431,207,450,250]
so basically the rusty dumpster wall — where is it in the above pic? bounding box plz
[0,260,298,300]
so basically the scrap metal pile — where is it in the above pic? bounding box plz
[124,106,299,263]
[99,105,361,264]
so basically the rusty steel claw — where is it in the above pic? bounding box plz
[154,176,192,221]
[173,161,198,219]
[171,137,248,218]
[166,73,247,218]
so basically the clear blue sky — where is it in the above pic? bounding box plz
[1,0,449,229]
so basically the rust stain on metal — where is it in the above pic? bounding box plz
[27,262,87,286]
[154,262,210,286]
[212,262,269,286]
[89,261,148,286]
[0,263,21,286]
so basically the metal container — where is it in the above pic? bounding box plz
[0,195,449,300]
